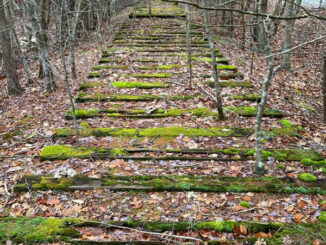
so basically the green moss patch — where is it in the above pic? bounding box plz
[75,93,195,102]
[40,145,126,161]
[129,13,186,18]
[87,72,100,78]
[217,65,237,71]
[300,158,326,167]
[298,173,318,182]
[112,81,170,89]
[215,81,253,88]
[138,64,183,70]
[232,94,261,102]
[200,57,229,64]
[126,73,172,78]
[1,217,325,244]
[318,211,326,223]
[227,106,283,117]
[92,65,128,71]
[14,175,326,194]
[202,72,244,80]
[79,81,104,90]
[240,201,250,208]
[0,217,81,243]
[54,126,255,138]
[38,145,323,163]
[66,107,218,119]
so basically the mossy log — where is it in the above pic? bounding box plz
[232,94,261,102]
[125,73,173,78]
[202,72,244,80]
[113,43,209,48]
[75,93,195,102]
[129,13,186,18]
[226,106,283,118]
[65,107,218,119]
[128,48,218,53]
[39,145,324,162]
[54,126,255,138]
[92,64,183,71]
[99,58,162,64]
[111,81,170,89]
[79,81,104,90]
[14,175,326,194]
[2,217,324,244]
[209,81,253,88]
[113,40,208,45]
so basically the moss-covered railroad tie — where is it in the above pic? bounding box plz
[125,73,174,78]
[113,43,209,48]
[54,126,301,138]
[203,72,245,80]
[65,107,220,119]
[54,126,255,138]
[227,106,283,117]
[92,64,183,71]
[14,175,326,193]
[39,145,324,163]
[65,107,281,118]
[75,92,195,102]
[129,13,186,18]
[112,81,170,89]
[2,217,324,244]
[208,80,253,88]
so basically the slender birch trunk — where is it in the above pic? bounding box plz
[203,0,224,120]
[185,2,193,88]
[254,19,274,176]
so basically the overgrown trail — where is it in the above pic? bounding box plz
[1,0,326,244]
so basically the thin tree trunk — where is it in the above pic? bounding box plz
[60,0,79,137]
[26,0,56,92]
[0,0,23,95]
[185,2,193,88]
[203,0,224,120]
[7,0,33,84]
[254,19,275,176]
[282,0,302,70]
[149,0,152,14]
[323,55,326,123]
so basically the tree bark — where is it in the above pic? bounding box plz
[203,0,224,120]
[323,55,326,123]
[254,18,275,176]
[26,0,56,92]
[282,0,302,70]
[0,0,23,95]
[185,2,193,88]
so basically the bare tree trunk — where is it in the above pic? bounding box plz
[282,0,302,70]
[203,0,224,120]
[0,0,23,95]
[38,0,51,79]
[254,18,275,176]
[7,0,33,84]
[26,0,56,92]
[185,2,193,88]
[148,0,152,14]
[323,55,326,123]
[60,0,79,137]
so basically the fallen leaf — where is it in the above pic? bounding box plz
[130,197,142,209]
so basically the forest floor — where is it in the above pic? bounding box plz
[0,0,326,244]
